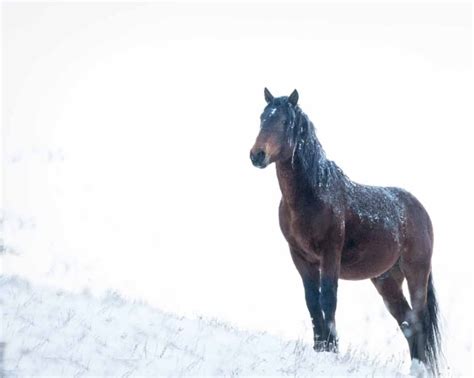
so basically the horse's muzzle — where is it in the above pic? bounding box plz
[250,149,268,168]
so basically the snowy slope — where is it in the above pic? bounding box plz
[0,275,409,377]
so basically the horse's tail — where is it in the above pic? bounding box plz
[423,272,442,374]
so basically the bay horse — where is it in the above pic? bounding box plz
[250,88,441,373]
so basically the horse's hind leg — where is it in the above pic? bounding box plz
[403,260,431,364]
[371,263,412,337]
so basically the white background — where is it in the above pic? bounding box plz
[2,2,472,374]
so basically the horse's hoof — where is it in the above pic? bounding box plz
[313,341,327,352]
[327,341,339,353]
[313,340,339,353]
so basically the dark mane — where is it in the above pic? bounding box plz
[282,99,349,192]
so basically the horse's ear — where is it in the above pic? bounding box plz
[264,87,274,103]
[288,89,299,106]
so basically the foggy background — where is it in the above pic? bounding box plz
[2,2,472,374]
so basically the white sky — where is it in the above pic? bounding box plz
[2,1,473,372]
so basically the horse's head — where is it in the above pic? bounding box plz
[250,88,299,168]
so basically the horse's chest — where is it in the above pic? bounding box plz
[279,202,328,261]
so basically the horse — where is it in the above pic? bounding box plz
[250,88,441,373]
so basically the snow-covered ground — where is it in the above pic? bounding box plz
[1,275,410,377]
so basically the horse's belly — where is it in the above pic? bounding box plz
[339,244,401,280]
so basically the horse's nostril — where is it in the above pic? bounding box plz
[250,150,267,167]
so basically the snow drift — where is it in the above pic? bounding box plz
[0,275,409,377]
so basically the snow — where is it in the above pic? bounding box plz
[1,275,408,377]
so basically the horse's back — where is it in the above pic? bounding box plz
[345,183,407,235]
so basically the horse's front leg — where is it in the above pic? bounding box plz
[320,243,342,352]
[290,248,326,351]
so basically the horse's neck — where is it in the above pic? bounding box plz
[276,159,316,207]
